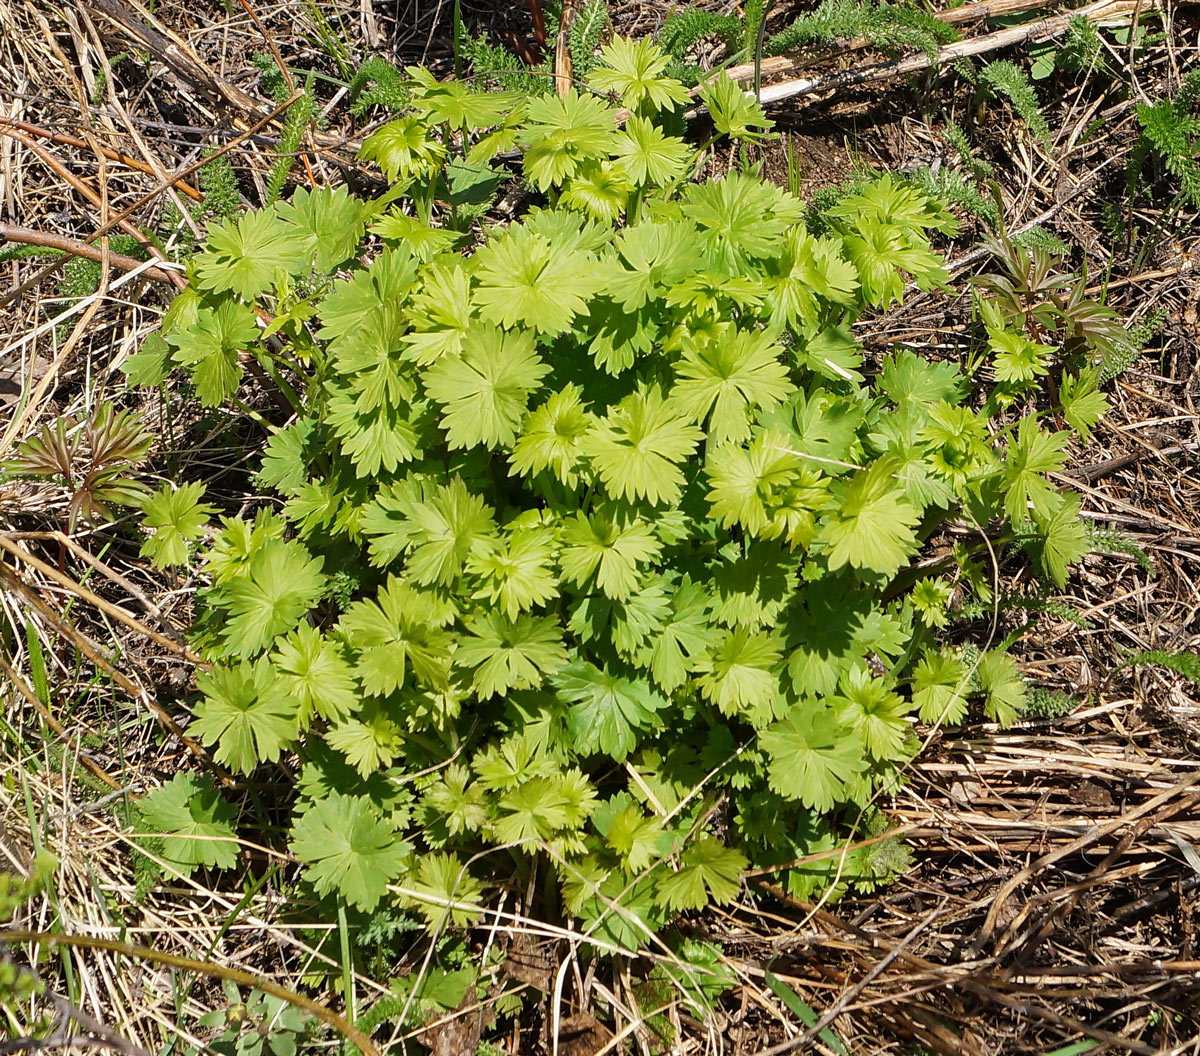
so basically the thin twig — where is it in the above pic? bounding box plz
[0,222,175,283]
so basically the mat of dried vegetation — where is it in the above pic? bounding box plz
[1,0,1198,1053]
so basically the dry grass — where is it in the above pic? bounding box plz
[1,0,1199,1053]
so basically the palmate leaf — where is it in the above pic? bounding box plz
[405,853,484,929]
[404,478,497,586]
[519,89,617,190]
[556,660,667,760]
[1058,368,1109,443]
[638,575,719,692]
[672,326,791,444]
[339,575,456,694]
[402,259,473,365]
[760,704,868,811]
[317,247,419,348]
[562,856,664,951]
[612,118,692,187]
[205,509,285,585]
[373,210,463,261]
[600,802,667,872]
[581,387,703,506]
[682,170,798,270]
[878,348,964,416]
[325,391,424,478]
[710,539,799,630]
[610,220,697,311]
[408,66,516,129]
[493,777,570,844]
[764,228,859,332]
[138,481,215,568]
[123,331,170,388]
[191,658,297,774]
[1030,491,1090,588]
[655,836,746,911]
[581,299,659,375]
[137,772,238,874]
[271,623,360,727]
[290,791,411,910]
[276,185,367,273]
[667,270,768,316]
[361,477,497,582]
[423,324,549,448]
[832,668,912,761]
[471,226,600,336]
[422,763,489,838]
[696,628,783,725]
[910,577,953,628]
[168,299,258,407]
[589,36,690,113]
[194,208,307,299]
[326,701,405,777]
[455,612,568,697]
[561,160,633,223]
[572,579,670,660]
[793,324,865,385]
[696,74,773,142]
[358,115,445,181]
[467,524,559,618]
[1002,416,1070,526]
[509,384,594,485]
[819,459,920,577]
[977,650,1026,726]
[705,432,804,537]
[559,509,662,601]
[217,537,326,657]
[829,171,956,235]
[990,329,1054,384]
[912,648,969,725]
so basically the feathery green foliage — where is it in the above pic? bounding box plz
[1097,306,1165,383]
[1129,69,1200,208]
[659,7,741,59]
[350,57,412,115]
[767,0,959,59]
[1023,687,1078,718]
[1012,226,1070,256]
[132,49,1102,959]
[904,165,1000,227]
[659,6,741,83]
[1059,14,1103,72]
[1121,649,1200,685]
[198,153,242,223]
[957,589,1091,629]
[251,51,290,104]
[266,83,317,205]
[979,60,1052,150]
[54,234,146,339]
[1088,526,1154,573]
[569,0,610,80]
[461,31,553,93]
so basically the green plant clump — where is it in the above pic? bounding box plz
[1129,69,1200,208]
[129,39,1100,949]
[767,0,959,60]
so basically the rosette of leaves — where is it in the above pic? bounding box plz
[3,403,152,528]
[132,39,1098,945]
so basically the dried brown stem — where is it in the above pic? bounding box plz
[0,221,175,283]
[0,117,202,200]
